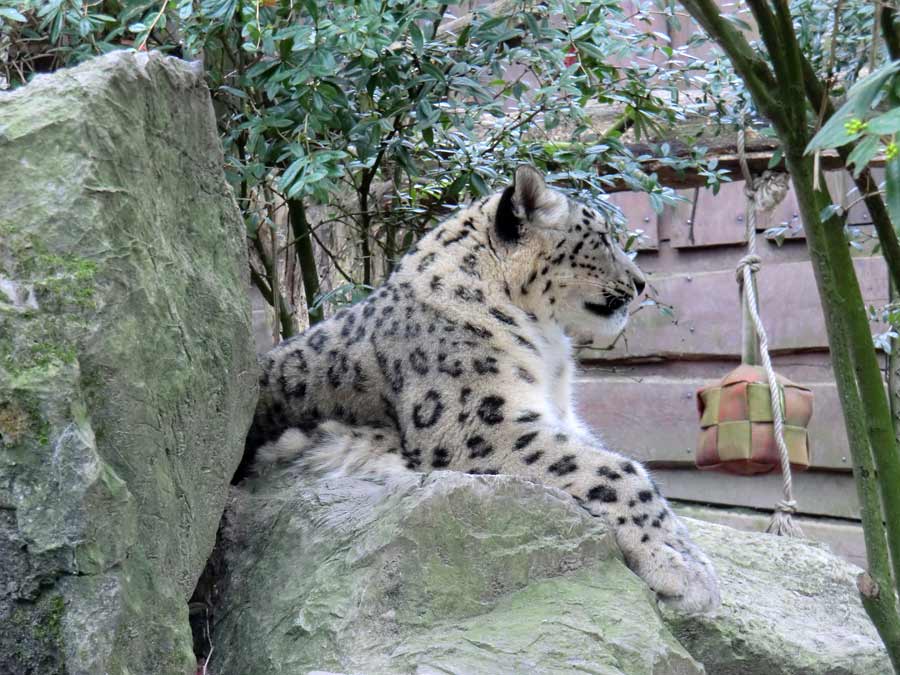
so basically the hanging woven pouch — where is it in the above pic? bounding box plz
[696,364,813,475]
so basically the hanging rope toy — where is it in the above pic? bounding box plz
[695,127,812,537]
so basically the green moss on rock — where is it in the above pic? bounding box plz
[662,518,891,675]
[3,592,67,675]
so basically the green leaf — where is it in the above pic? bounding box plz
[569,23,593,40]
[469,173,489,197]
[265,117,295,129]
[218,85,247,99]
[806,114,860,153]
[867,108,900,135]
[887,157,900,234]
[807,61,900,153]
[444,173,469,200]
[420,61,445,83]
[0,7,28,22]
[178,0,193,20]
[843,60,900,118]
[720,13,752,31]
[201,0,237,21]
[302,0,318,22]
[575,41,606,60]
[478,15,508,31]
[410,23,424,56]
[278,157,306,193]
[846,135,880,178]
[819,203,843,221]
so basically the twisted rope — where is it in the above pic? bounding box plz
[735,127,802,537]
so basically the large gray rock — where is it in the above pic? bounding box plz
[211,470,705,675]
[0,52,258,674]
[211,470,891,675]
[668,519,892,675]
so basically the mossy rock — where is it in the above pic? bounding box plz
[211,471,703,675]
[211,470,891,674]
[0,51,258,674]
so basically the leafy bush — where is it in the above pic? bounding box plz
[17,0,880,334]
[6,0,727,335]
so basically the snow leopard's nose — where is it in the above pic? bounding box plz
[618,252,646,297]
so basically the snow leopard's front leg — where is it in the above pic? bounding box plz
[450,423,721,613]
[574,449,721,614]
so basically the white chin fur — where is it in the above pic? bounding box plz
[567,309,628,347]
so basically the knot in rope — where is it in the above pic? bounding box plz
[775,499,798,514]
[749,170,791,213]
[735,254,761,284]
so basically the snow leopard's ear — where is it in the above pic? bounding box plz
[495,165,566,243]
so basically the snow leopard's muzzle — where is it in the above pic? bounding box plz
[583,276,645,317]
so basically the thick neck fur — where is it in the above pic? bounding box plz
[391,194,579,426]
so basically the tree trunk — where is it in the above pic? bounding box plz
[784,151,900,669]
[675,0,900,666]
[288,198,323,326]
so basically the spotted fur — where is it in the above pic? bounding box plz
[242,166,720,613]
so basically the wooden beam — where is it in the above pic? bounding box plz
[603,147,886,193]
[437,0,522,38]
[572,110,888,191]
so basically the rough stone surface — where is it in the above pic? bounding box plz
[212,470,891,675]
[667,519,892,675]
[211,470,704,675]
[0,51,258,674]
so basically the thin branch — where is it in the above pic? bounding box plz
[200,611,214,675]
[772,0,812,134]
[249,264,273,300]
[269,222,280,344]
[430,3,449,39]
[358,115,406,286]
[600,110,636,142]
[813,0,843,140]
[249,238,296,337]
[137,1,168,51]
[744,0,789,84]
[872,0,884,69]
[308,226,356,285]
[677,0,900,664]
[678,0,784,126]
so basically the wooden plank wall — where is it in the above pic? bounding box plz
[575,171,887,537]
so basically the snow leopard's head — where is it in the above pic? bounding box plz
[492,166,645,346]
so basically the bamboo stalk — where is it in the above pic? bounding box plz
[772,0,900,606]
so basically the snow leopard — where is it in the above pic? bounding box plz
[240,165,721,613]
